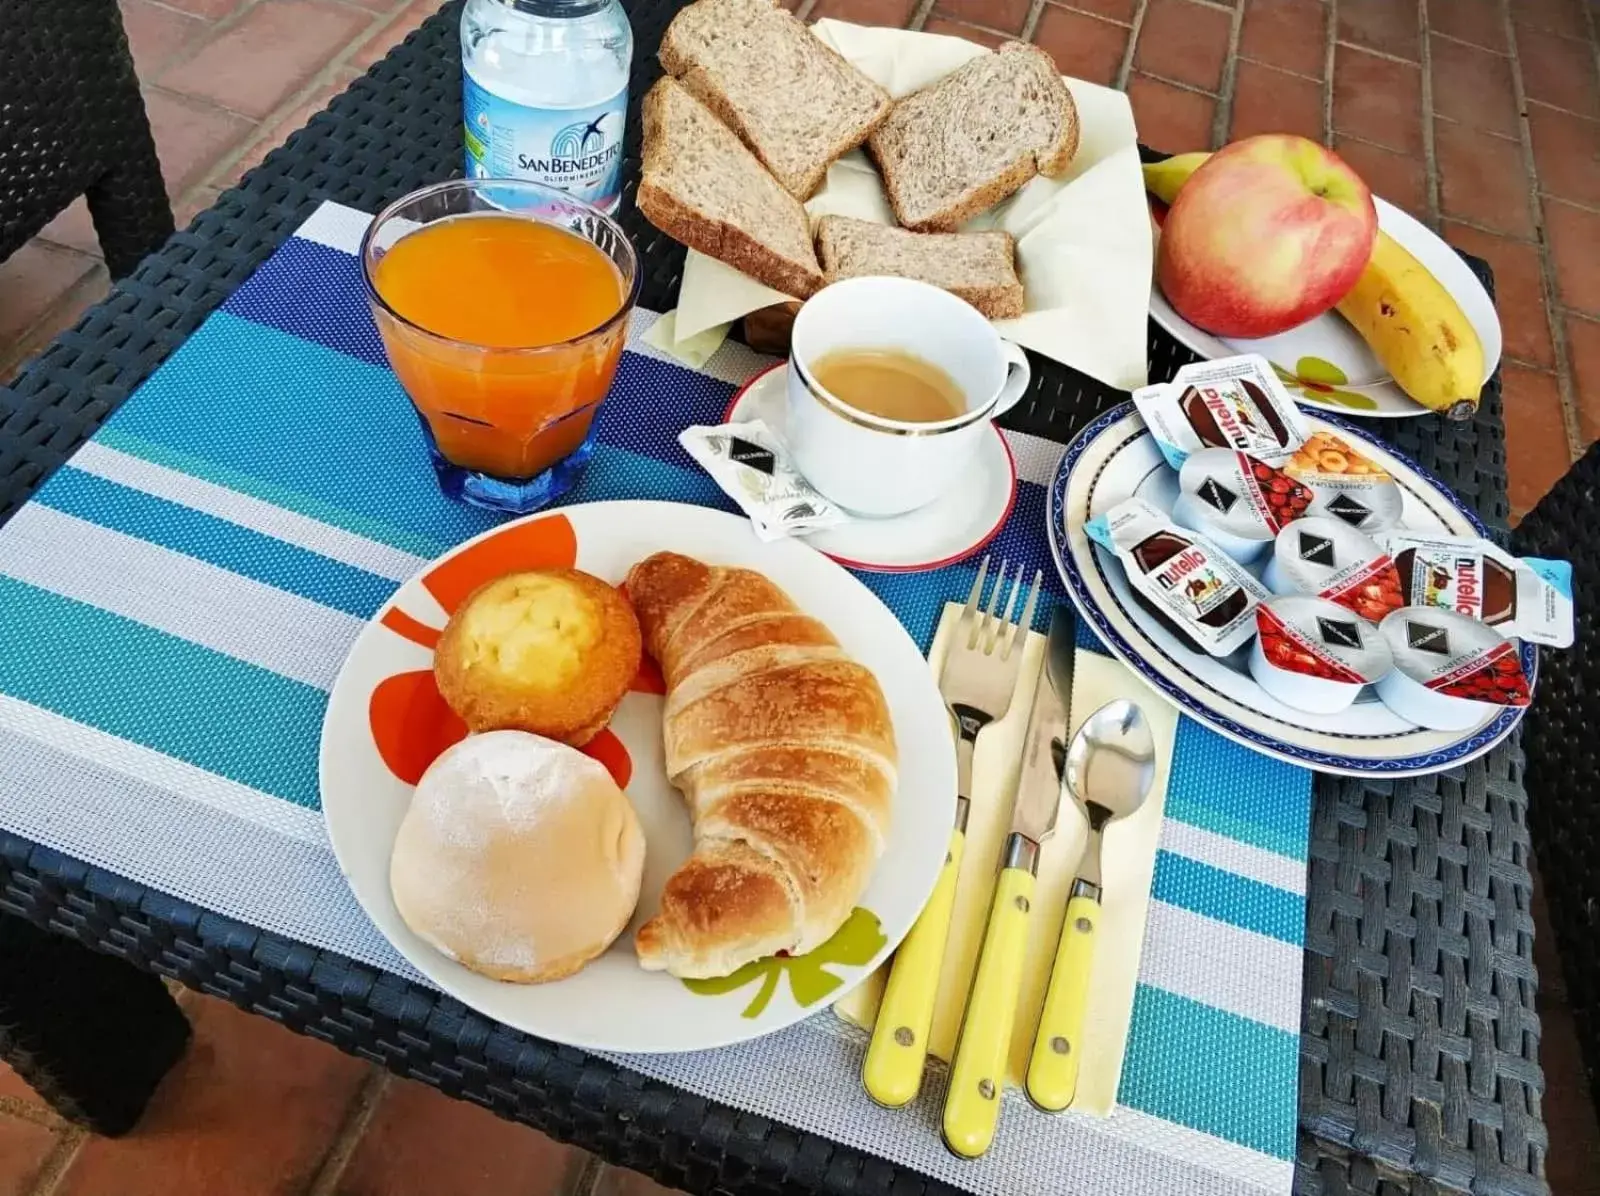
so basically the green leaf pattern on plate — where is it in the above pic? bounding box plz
[1272,356,1380,411]
[682,907,887,1019]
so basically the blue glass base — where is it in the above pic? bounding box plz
[423,425,598,515]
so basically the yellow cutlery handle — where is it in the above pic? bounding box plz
[942,864,1035,1159]
[1026,890,1101,1112]
[863,825,966,1108]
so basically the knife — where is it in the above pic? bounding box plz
[941,604,1077,1159]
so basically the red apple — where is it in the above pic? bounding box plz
[1156,135,1378,339]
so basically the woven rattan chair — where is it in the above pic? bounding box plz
[0,0,174,279]
[1513,442,1600,1111]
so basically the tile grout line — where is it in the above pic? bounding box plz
[1018,0,1048,45]
[302,1067,391,1196]
[1113,0,1149,92]
[1208,0,1245,148]
[906,0,938,34]
[562,1151,607,1196]
[24,1128,86,1196]
[1416,0,1442,230]
[1430,28,1511,57]
[1333,39,1421,68]
[1322,0,1338,147]
[1500,0,1584,462]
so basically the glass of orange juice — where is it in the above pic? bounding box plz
[360,179,639,513]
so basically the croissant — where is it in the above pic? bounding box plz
[626,551,897,979]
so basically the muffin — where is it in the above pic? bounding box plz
[434,568,642,745]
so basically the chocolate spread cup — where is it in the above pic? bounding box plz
[1134,353,1311,471]
[1085,496,1270,657]
[1174,448,1314,563]
[1374,606,1531,731]
[1384,531,1574,648]
[1249,595,1394,715]
[1263,517,1406,623]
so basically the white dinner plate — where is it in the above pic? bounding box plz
[1048,406,1534,776]
[1149,198,1503,419]
[725,363,1017,573]
[320,500,956,1052]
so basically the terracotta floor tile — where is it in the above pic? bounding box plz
[55,997,368,1196]
[1569,314,1600,447]
[143,87,253,197]
[593,1165,689,1196]
[1032,5,1128,87]
[1134,0,1232,93]
[1429,32,1519,137]
[1512,0,1590,42]
[1529,103,1600,208]
[1,257,110,379]
[334,1079,577,1196]
[1332,46,1422,154]
[0,1114,59,1196]
[1435,120,1535,237]
[353,0,445,71]
[1500,363,1574,515]
[1430,0,1508,54]
[154,0,246,17]
[1546,198,1600,316]
[1337,0,1419,62]
[37,197,101,258]
[118,0,207,77]
[808,0,918,26]
[1539,1000,1600,1196]
[1334,136,1428,223]
[0,241,98,347]
[158,0,377,119]
[1053,0,1134,23]
[1515,26,1600,117]
[921,17,1007,48]
[1230,60,1322,142]
[1238,0,1327,79]
[936,0,1028,35]
[1124,73,1216,153]
[1442,222,1554,369]
[0,1064,37,1104]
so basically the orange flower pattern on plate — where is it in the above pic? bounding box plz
[367,514,652,789]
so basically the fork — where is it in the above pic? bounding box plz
[862,556,1042,1108]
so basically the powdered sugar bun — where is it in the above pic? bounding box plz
[389,730,646,983]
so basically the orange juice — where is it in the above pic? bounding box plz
[371,213,627,479]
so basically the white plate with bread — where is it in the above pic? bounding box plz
[319,500,956,1052]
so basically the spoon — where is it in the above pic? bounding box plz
[1024,699,1156,1112]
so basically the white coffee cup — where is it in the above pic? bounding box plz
[784,277,1031,518]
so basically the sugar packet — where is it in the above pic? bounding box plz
[678,420,847,542]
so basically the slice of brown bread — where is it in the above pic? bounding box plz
[659,0,892,200]
[637,78,825,300]
[815,216,1025,319]
[866,42,1079,232]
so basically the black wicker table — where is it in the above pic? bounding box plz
[0,4,1546,1194]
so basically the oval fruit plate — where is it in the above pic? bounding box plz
[1149,198,1502,419]
[320,500,955,1053]
[1048,406,1534,776]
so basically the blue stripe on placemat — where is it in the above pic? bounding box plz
[1151,851,1304,946]
[1119,984,1298,1159]
[1162,717,1312,863]
[35,467,396,619]
[223,237,388,368]
[0,576,322,807]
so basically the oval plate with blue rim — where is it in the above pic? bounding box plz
[1047,403,1534,777]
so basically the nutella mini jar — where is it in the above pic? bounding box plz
[1283,430,1404,535]
[1174,448,1314,563]
[1086,496,1270,656]
[1263,517,1406,623]
[1133,354,1310,470]
[1249,595,1394,714]
[1386,532,1574,648]
[1374,606,1532,731]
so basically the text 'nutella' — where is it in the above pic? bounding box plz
[1384,531,1574,648]
[1133,354,1310,470]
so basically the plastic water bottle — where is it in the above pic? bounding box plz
[461,0,633,213]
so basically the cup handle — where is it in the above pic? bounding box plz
[993,340,1031,417]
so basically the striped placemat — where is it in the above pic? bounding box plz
[0,202,1309,1196]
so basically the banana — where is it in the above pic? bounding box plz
[1141,152,1210,205]
[1334,232,1484,419]
[1141,150,1484,418]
